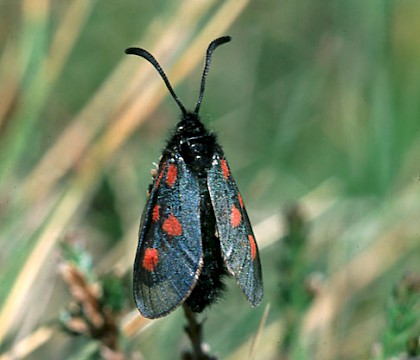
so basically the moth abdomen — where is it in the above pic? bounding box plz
[185,183,227,312]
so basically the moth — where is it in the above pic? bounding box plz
[126,36,263,319]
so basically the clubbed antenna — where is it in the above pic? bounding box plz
[125,36,232,116]
[125,47,187,115]
[194,36,231,114]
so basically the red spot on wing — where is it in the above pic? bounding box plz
[166,163,178,187]
[220,159,230,180]
[155,162,166,188]
[238,193,244,208]
[231,205,242,228]
[162,213,183,236]
[248,235,257,260]
[152,205,160,222]
[142,248,159,272]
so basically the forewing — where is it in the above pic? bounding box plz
[207,151,263,306]
[134,155,202,318]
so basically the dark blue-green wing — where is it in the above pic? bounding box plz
[207,151,263,306]
[133,155,202,318]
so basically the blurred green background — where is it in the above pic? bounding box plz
[0,0,419,359]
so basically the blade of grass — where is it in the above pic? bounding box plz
[249,304,270,360]
[0,0,97,241]
[302,188,420,360]
[0,327,53,360]
[0,0,51,183]
[0,40,21,129]
[0,0,96,246]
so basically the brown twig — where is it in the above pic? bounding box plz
[182,305,217,360]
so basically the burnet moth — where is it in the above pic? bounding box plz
[126,36,263,319]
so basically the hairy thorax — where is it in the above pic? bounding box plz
[165,112,218,177]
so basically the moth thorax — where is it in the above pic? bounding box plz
[182,112,201,123]
[179,135,215,175]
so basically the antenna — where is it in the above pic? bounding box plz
[194,36,231,114]
[125,36,232,116]
[125,47,187,115]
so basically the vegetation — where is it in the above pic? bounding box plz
[0,0,419,359]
